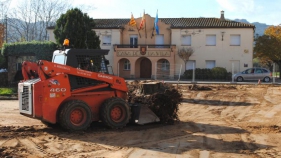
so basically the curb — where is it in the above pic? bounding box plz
[0,96,18,100]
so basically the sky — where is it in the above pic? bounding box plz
[8,0,281,25]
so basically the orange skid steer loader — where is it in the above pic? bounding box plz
[18,49,159,131]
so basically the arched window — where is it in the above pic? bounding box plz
[161,59,170,71]
[124,59,131,70]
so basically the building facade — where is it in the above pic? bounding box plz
[47,11,255,79]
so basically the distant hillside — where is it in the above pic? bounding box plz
[3,18,271,43]
[234,19,271,37]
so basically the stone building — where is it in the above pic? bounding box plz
[47,11,255,79]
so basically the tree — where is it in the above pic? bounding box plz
[53,8,100,49]
[0,53,5,67]
[254,25,281,78]
[178,47,194,71]
[7,0,72,42]
[253,56,273,70]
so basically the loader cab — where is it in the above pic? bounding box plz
[52,49,110,74]
[52,49,111,90]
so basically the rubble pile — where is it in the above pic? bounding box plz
[188,84,212,91]
[127,81,183,124]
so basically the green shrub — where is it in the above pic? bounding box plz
[183,69,193,79]
[182,67,230,80]
[0,88,16,95]
[211,67,228,80]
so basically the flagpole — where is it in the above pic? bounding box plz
[136,25,141,38]
[130,12,141,38]
[136,13,141,38]
[151,23,155,39]
[144,10,147,38]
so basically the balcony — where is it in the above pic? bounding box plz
[114,44,175,49]
[114,44,176,57]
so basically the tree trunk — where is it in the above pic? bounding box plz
[139,82,161,95]
[277,62,281,79]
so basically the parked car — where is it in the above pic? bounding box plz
[0,68,7,73]
[233,67,272,82]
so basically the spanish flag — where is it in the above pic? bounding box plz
[129,13,137,26]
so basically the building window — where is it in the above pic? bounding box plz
[124,59,130,70]
[155,34,164,48]
[230,35,241,46]
[161,59,170,71]
[130,35,138,48]
[206,35,216,46]
[102,35,111,45]
[186,60,196,70]
[181,35,191,46]
[206,60,216,69]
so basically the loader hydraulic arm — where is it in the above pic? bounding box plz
[37,60,128,92]
[21,61,39,80]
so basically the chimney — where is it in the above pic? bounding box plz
[220,10,225,21]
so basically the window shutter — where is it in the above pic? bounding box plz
[181,35,191,45]
[130,37,134,47]
[186,60,195,70]
[134,38,138,48]
[230,35,240,46]
[206,60,216,69]
[206,35,216,46]
[102,35,111,45]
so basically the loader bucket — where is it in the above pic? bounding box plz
[130,104,160,125]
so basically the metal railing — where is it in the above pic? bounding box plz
[114,44,175,48]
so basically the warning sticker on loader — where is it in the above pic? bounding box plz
[49,79,60,85]
[50,93,56,98]
[98,74,113,80]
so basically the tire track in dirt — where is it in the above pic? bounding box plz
[126,121,222,156]
[180,86,269,157]
[18,138,49,157]
[1,85,280,158]
[0,138,11,146]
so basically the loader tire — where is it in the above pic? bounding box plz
[100,97,130,129]
[59,100,92,131]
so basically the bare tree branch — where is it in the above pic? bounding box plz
[6,0,71,42]
[178,47,194,71]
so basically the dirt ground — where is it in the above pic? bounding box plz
[1,84,281,158]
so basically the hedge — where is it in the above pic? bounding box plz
[1,41,58,61]
[183,67,232,80]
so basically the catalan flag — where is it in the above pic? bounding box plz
[129,13,137,26]
[139,11,145,30]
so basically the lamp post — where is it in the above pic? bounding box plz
[221,31,225,41]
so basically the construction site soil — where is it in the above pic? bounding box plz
[1,84,281,158]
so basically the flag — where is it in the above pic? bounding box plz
[129,13,137,26]
[139,11,145,30]
[155,10,159,35]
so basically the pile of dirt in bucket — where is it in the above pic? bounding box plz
[127,81,183,124]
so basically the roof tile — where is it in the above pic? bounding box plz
[93,18,254,29]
